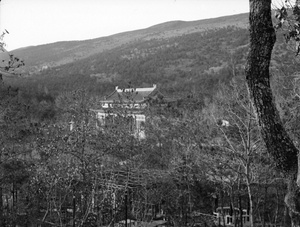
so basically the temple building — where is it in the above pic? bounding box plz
[93,84,166,139]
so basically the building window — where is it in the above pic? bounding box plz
[227,217,232,224]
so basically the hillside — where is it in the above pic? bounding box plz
[3,12,300,100]
[7,26,248,97]
[2,13,248,75]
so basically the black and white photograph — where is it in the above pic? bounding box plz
[1,0,300,226]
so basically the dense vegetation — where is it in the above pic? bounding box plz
[1,16,300,226]
[0,76,292,226]
[5,26,249,98]
[6,24,298,100]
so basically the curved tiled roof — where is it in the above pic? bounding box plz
[102,84,159,103]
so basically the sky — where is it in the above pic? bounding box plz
[0,0,250,51]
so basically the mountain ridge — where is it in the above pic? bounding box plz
[4,11,299,102]
[2,13,248,75]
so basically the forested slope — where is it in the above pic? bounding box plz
[7,26,249,98]
[1,12,300,226]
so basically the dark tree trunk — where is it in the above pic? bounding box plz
[263,185,267,227]
[245,0,300,225]
[239,195,243,227]
[0,186,3,227]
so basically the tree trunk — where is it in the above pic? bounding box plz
[245,0,300,225]
[239,195,243,227]
[0,186,3,227]
[274,186,279,226]
[263,184,267,227]
[220,190,225,227]
[246,182,254,227]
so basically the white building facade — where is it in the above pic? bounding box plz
[93,84,164,139]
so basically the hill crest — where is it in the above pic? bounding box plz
[2,13,248,75]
